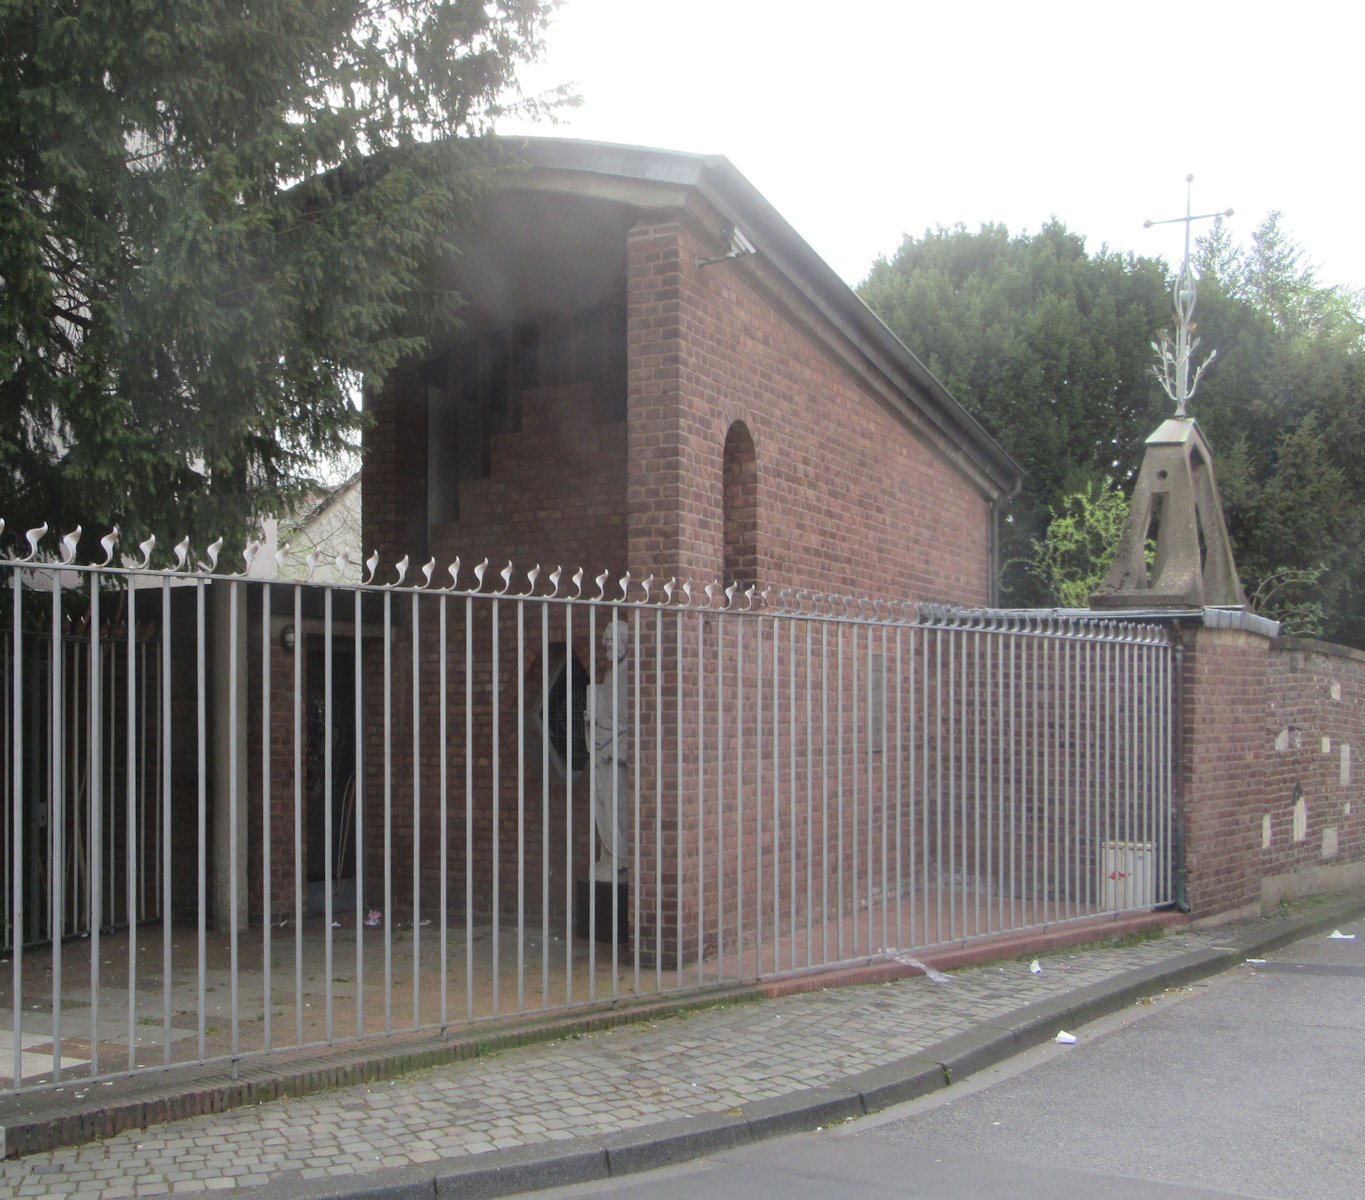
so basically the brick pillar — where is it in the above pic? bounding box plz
[1177,617,1272,921]
[362,365,428,565]
[625,218,699,965]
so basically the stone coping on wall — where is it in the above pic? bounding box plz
[1272,636,1365,665]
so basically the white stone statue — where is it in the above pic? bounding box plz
[585,619,631,880]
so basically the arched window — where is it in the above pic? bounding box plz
[723,421,757,589]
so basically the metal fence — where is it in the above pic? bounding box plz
[1,531,1174,1093]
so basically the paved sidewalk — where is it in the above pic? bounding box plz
[3,896,1361,1199]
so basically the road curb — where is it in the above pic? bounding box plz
[7,896,1361,1197]
[219,895,1363,1200]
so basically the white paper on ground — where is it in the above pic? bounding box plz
[1055,1030,1078,1044]
[884,949,952,983]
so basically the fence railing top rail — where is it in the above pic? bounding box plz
[2,522,1173,643]
[915,604,1174,645]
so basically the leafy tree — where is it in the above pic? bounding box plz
[858,222,1171,605]
[1192,217,1365,644]
[1021,477,1132,609]
[860,215,1365,646]
[0,0,558,557]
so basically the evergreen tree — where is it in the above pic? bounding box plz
[0,0,557,556]
[860,217,1365,644]
[858,222,1171,605]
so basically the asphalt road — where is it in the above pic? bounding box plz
[519,918,1365,1199]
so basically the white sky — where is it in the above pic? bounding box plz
[500,0,1365,293]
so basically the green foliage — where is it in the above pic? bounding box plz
[1248,566,1327,639]
[0,0,558,556]
[1022,478,1131,609]
[858,222,1171,605]
[859,214,1365,648]
[1193,217,1365,645]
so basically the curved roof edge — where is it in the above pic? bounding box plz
[493,136,1023,500]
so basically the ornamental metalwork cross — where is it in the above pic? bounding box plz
[1145,175,1233,418]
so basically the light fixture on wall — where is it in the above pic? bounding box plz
[696,225,756,269]
[280,624,297,653]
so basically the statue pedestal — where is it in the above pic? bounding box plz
[574,878,629,945]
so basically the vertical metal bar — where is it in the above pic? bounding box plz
[673,606,682,991]
[324,586,334,1042]
[935,625,945,944]
[895,619,905,953]
[633,605,642,996]
[835,617,845,963]
[292,584,303,1046]
[989,625,999,937]
[441,593,451,1030]
[1164,634,1175,902]
[1060,629,1069,919]
[1007,627,1017,932]
[735,611,745,979]
[587,603,597,999]
[919,624,929,949]
[653,607,663,994]
[412,590,423,1028]
[516,598,525,1012]
[755,610,764,972]
[863,621,874,956]
[716,608,725,980]
[354,587,364,1040]
[9,571,23,1088]
[971,629,980,938]
[538,600,549,1011]
[805,616,815,969]
[695,608,704,988]
[820,614,830,965]
[1083,631,1093,914]
[771,608,781,974]
[490,596,501,1013]
[1104,636,1115,909]
[560,597,571,1007]
[862,620,874,956]
[48,580,64,1079]
[1041,626,1051,926]
[229,581,241,1066]
[465,594,475,1019]
[788,610,798,972]
[123,578,139,1072]
[850,623,860,958]
[949,621,959,941]
[261,583,272,1053]
[161,578,172,1064]
[382,588,393,1033]
[880,621,889,958]
[195,579,207,1062]
[87,579,102,1078]
[1129,635,1139,910]
[609,604,620,998]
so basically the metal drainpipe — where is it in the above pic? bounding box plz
[1172,627,1191,913]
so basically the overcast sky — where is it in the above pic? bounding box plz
[499,0,1364,294]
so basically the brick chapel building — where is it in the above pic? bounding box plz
[362,138,1020,603]
[355,139,1023,947]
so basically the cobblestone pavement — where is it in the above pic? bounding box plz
[1,909,1356,1198]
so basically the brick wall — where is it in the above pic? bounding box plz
[1259,638,1365,904]
[1177,623,1267,920]
[625,220,991,603]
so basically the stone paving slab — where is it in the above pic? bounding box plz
[2,895,1361,1200]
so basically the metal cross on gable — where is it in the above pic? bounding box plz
[1145,174,1233,418]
